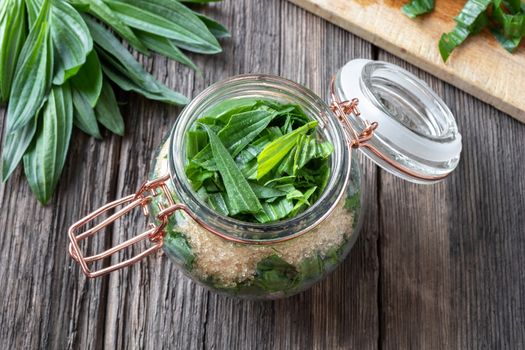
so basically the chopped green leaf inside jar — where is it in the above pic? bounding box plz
[184,99,334,223]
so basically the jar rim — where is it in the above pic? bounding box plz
[167,74,351,243]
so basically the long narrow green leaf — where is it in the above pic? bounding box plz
[101,62,189,105]
[256,121,317,179]
[103,0,221,54]
[73,0,148,53]
[94,79,124,135]
[5,0,52,133]
[135,30,199,71]
[0,0,27,103]
[71,50,103,107]
[195,12,230,39]
[72,85,101,138]
[23,83,73,204]
[50,0,93,84]
[2,113,38,181]
[203,125,263,215]
[84,16,162,92]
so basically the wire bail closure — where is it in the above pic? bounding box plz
[68,174,187,278]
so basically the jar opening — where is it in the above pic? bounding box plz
[168,75,351,243]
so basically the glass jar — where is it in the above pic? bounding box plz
[68,59,462,299]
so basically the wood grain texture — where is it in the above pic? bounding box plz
[376,52,525,349]
[288,0,525,123]
[0,0,524,349]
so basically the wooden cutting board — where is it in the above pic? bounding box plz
[288,0,525,123]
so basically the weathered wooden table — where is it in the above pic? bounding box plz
[1,1,524,349]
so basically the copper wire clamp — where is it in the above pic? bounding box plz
[68,174,182,278]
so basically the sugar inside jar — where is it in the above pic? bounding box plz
[151,76,361,298]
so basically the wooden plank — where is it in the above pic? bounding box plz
[0,111,122,348]
[377,52,525,349]
[287,0,525,124]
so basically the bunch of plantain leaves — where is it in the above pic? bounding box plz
[0,0,228,204]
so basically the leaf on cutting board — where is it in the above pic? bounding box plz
[94,79,125,135]
[491,28,522,52]
[70,50,103,107]
[23,82,73,204]
[491,0,525,52]
[5,0,53,133]
[203,125,263,215]
[103,0,221,54]
[0,0,27,103]
[50,0,93,84]
[402,0,435,18]
[438,0,492,62]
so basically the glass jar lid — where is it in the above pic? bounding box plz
[333,59,462,183]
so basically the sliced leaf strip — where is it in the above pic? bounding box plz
[402,0,434,18]
[438,0,492,61]
[256,121,317,179]
[203,125,263,215]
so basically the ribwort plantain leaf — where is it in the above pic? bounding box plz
[0,0,27,103]
[5,0,53,133]
[23,82,73,204]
